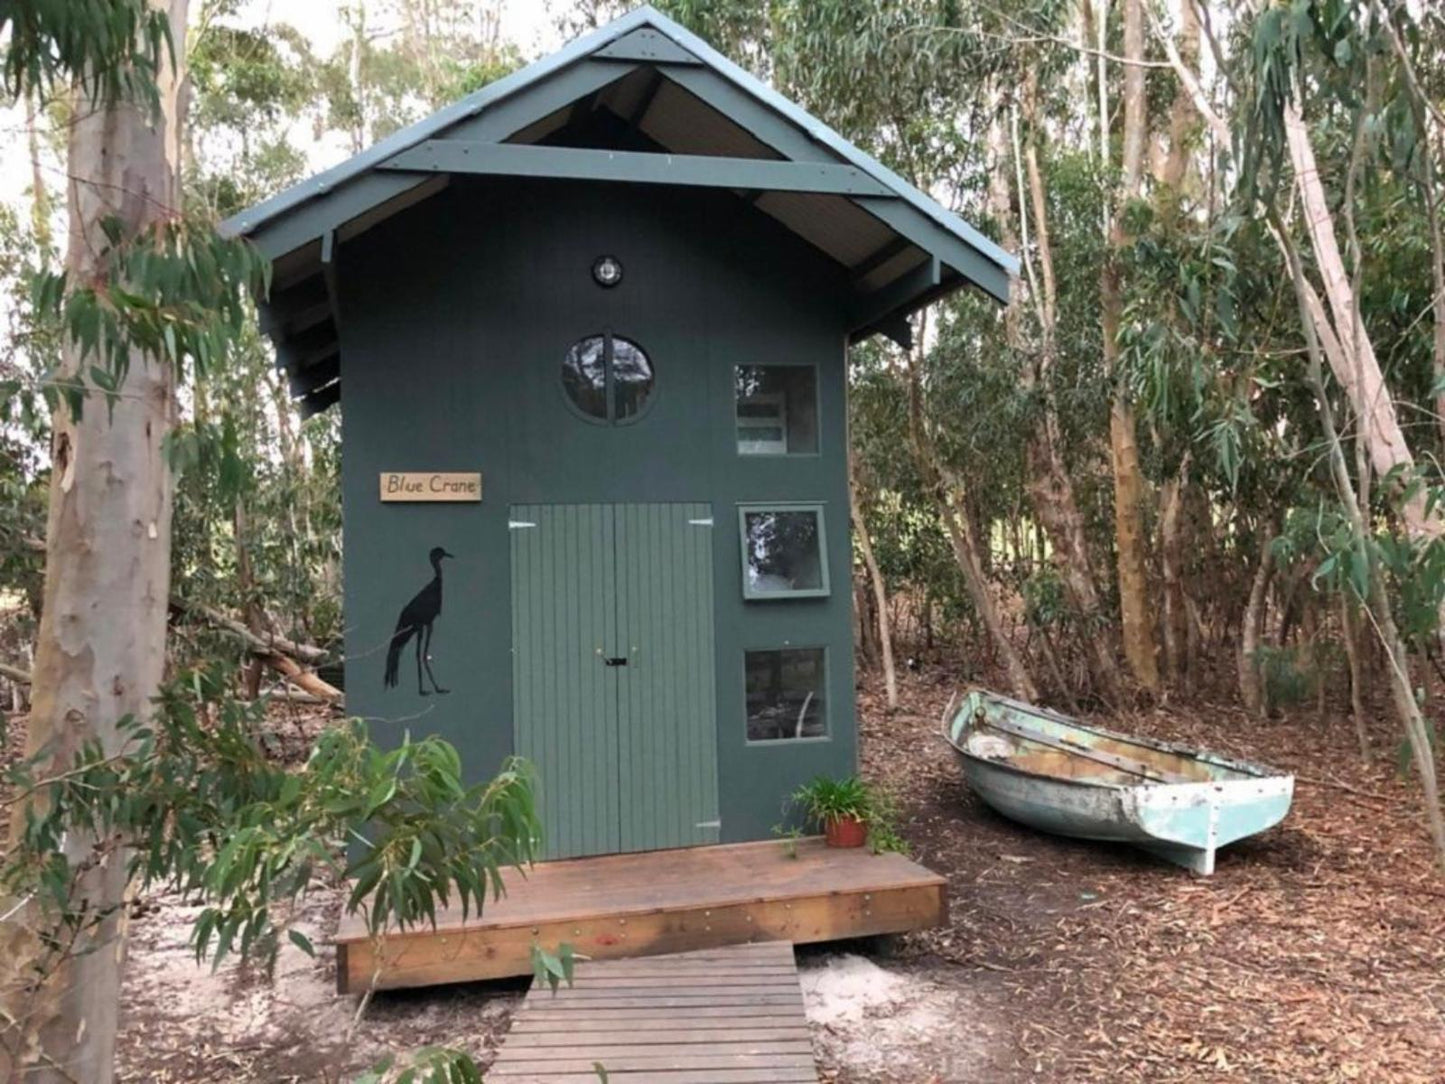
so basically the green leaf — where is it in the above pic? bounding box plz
[288,929,315,957]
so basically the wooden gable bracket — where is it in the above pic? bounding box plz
[320,229,342,334]
[872,313,913,352]
[850,256,940,338]
[379,141,900,199]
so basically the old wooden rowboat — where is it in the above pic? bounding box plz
[943,689,1293,875]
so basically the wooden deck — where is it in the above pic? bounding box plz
[334,837,946,992]
[488,941,818,1082]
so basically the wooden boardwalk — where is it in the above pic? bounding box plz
[334,838,946,992]
[488,941,818,1083]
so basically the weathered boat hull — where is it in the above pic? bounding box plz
[945,690,1293,875]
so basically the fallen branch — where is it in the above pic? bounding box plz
[28,531,333,667]
[0,662,31,685]
[172,598,330,665]
[261,652,343,703]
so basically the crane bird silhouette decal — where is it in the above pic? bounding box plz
[384,546,454,695]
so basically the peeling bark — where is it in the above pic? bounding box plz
[1158,0,1200,190]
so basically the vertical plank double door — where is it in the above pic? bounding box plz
[510,503,720,858]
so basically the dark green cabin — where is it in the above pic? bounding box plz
[226,6,1014,858]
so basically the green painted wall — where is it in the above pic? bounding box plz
[339,176,856,847]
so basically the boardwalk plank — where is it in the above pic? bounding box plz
[489,941,817,1083]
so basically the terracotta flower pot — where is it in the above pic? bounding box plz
[824,815,868,848]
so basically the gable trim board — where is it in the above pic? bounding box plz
[379,141,899,198]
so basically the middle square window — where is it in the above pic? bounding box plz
[738,503,829,599]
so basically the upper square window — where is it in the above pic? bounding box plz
[738,503,829,600]
[562,333,654,424]
[735,365,818,455]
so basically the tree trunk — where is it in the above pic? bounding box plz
[1103,0,1160,696]
[937,484,1038,702]
[234,499,265,700]
[25,90,52,252]
[1338,594,1370,762]
[1283,105,1442,544]
[1158,0,1199,190]
[1159,464,1189,689]
[849,456,897,711]
[1239,527,1275,719]
[0,4,188,1079]
[901,340,1036,700]
[1008,80,1121,704]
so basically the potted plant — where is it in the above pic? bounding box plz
[790,775,873,848]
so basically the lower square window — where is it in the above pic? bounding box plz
[745,647,826,741]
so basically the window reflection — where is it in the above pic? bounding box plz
[741,507,826,597]
[735,365,818,455]
[746,648,826,741]
[611,337,653,421]
[561,334,653,424]
[561,336,608,419]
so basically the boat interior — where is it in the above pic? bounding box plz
[961,712,1261,786]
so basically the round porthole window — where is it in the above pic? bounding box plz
[561,333,654,424]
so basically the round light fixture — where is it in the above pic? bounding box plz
[592,255,623,288]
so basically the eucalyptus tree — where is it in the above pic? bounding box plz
[1140,0,1445,860]
[0,3,216,1077]
[1098,0,1160,694]
[0,5,549,1079]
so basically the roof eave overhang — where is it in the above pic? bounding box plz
[227,4,1018,411]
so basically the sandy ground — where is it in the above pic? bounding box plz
[115,889,524,1082]
[799,949,1000,1082]
[88,666,1445,1081]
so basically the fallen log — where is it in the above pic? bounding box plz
[261,652,343,703]
[0,662,31,685]
[172,598,331,665]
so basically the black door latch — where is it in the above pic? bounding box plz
[603,656,629,667]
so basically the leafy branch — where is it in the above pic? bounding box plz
[1,0,174,111]
[28,216,270,418]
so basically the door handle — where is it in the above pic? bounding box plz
[603,656,629,667]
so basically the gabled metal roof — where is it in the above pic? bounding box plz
[224,5,1016,416]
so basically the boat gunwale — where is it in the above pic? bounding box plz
[943,687,1291,790]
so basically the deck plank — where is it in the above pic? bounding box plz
[334,837,945,991]
[488,942,818,1083]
